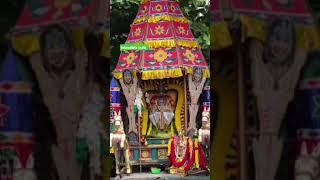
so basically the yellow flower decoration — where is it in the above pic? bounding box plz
[183,49,196,61]
[134,28,142,37]
[154,49,168,62]
[155,4,163,12]
[124,52,137,65]
[178,26,185,34]
[155,25,165,35]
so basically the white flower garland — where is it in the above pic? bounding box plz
[77,84,106,176]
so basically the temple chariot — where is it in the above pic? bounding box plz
[110,0,210,176]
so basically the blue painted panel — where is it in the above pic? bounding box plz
[151,148,157,160]
[134,149,139,161]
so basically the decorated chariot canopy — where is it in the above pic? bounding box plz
[210,0,232,50]
[113,0,210,80]
[10,0,110,58]
[231,0,320,51]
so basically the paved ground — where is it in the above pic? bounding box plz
[111,173,210,180]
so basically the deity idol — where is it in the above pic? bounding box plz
[145,87,176,135]
[29,25,88,180]
[199,107,210,153]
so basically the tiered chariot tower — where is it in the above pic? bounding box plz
[111,0,210,167]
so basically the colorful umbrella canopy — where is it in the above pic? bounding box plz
[113,0,209,80]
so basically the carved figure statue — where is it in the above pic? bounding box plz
[249,19,307,180]
[188,68,206,134]
[119,70,138,135]
[134,88,144,119]
[29,25,88,180]
[199,107,210,149]
[110,111,132,175]
[295,142,320,180]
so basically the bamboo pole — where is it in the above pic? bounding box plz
[184,72,188,134]
[237,46,247,180]
[137,79,142,173]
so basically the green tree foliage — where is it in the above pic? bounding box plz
[110,0,210,76]
[0,0,26,56]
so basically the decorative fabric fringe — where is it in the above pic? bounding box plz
[144,40,200,49]
[141,69,183,80]
[11,34,40,56]
[211,15,320,51]
[113,70,137,80]
[100,31,111,58]
[211,21,232,50]
[133,15,190,24]
[185,67,210,78]
[11,29,87,56]
[141,0,179,4]
[240,15,320,50]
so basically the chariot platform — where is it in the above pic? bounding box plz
[111,173,210,180]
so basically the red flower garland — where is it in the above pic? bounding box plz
[184,140,207,171]
[198,145,207,169]
[184,142,196,171]
[168,137,208,171]
[169,137,190,168]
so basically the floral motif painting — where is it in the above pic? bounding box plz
[16,0,94,30]
[113,0,209,80]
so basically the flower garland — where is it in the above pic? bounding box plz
[198,144,207,169]
[168,137,207,171]
[184,138,207,171]
[168,137,190,168]
[76,84,106,176]
[184,139,195,171]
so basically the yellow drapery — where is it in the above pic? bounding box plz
[11,28,87,56]
[211,21,233,50]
